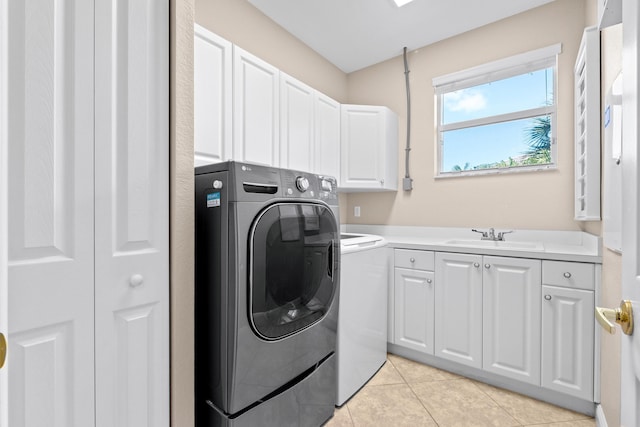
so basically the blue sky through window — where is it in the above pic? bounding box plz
[441,68,554,172]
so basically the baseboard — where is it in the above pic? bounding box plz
[595,404,608,427]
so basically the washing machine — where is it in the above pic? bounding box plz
[336,233,388,406]
[194,161,340,426]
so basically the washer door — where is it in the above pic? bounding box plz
[249,202,338,340]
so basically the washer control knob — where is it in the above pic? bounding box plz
[295,176,310,192]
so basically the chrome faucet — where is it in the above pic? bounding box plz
[472,228,514,241]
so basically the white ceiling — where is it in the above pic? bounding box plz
[247,0,556,73]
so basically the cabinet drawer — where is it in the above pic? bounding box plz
[542,260,594,290]
[394,249,434,271]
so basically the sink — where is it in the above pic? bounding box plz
[444,239,544,251]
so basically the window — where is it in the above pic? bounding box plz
[433,44,561,176]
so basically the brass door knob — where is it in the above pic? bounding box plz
[595,300,634,336]
[0,333,6,369]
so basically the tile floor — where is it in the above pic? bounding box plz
[325,354,595,427]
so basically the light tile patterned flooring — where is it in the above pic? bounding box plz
[325,354,595,427]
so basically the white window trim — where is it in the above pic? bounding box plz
[433,44,561,178]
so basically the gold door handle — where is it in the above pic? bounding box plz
[595,300,634,336]
[0,333,6,369]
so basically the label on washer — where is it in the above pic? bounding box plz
[206,192,220,208]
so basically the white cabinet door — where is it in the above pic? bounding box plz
[435,252,483,368]
[233,46,279,167]
[483,257,541,385]
[6,1,96,425]
[394,268,434,354]
[280,73,314,172]
[541,285,594,401]
[314,93,340,180]
[194,24,232,167]
[94,1,169,426]
[340,105,398,191]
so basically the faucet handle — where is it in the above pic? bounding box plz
[471,229,488,238]
[497,230,514,241]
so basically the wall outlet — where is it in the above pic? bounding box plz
[354,206,361,217]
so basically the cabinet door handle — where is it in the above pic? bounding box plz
[484,264,491,269]
[410,257,415,263]
[544,295,552,301]
[473,262,480,268]
[426,278,432,284]
[563,272,572,278]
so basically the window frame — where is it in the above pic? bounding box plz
[433,44,562,178]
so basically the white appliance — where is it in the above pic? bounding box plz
[336,233,388,406]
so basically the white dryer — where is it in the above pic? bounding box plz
[336,233,388,406]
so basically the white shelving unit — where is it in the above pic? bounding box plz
[574,26,601,221]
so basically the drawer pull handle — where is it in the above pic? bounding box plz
[426,278,432,284]
[563,272,572,278]
[484,264,491,269]
[544,295,552,301]
[473,262,480,268]
[410,257,415,263]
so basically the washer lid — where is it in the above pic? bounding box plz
[340,233,386,253]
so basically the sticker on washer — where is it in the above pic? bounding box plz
[207,192,221,208]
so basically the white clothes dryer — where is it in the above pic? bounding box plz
[336,233,388,406]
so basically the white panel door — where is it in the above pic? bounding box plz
[94,1,169,426]
[314,92,340,180]
[6,1,95,425]
[541,285,594,400]
[280,72,314,172]
[0,0,9,422]
[483,257,541,385]
[194,24,232,167]
[394,268,434,354]
[435,252,483,368]
[620,2,640,424]
[233,46,279,167]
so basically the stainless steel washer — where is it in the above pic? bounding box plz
[195,161,340,426]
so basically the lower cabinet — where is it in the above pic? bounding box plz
[541,285,595,400]
[434,252,483,369]
[483,257,541,385]
[394,268,434,354]
[392,249,597,403]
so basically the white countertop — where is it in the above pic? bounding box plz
[341,225,602,263]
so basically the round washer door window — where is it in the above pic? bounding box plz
[249,202,338,340]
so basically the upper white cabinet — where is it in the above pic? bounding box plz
[194,24,232,167]
[340,105,398,192]
[280,73,315,172]
[482,257,541,385]
[574,26,600,221]
[233,46,280,167]
[314,93,341,181]
[434,252,483,369]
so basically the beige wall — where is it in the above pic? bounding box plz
[599,22,623,427]
[345,0,589,230]
[171,0,195,426]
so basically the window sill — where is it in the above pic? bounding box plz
[435,164,557,179]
